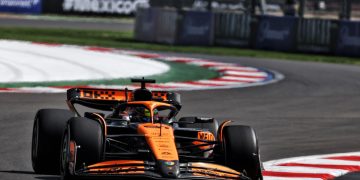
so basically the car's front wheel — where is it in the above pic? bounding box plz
[222,125,263,180]
[60,117,104,180]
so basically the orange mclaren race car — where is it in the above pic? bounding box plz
[31,78,263,180]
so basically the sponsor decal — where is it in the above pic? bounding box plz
[336,21,360,56]
[81,89,117,100]
[186,19,209,36]
[159,144,169,148]
[339,26,360,47]
[0,0,42,13]
[164,161,175,166]
[104,167,144,174]
[197,132,215,141]
[0,0,40,8]
[256,16,297,51]
[161,152,171,155]
[258,21,290,42]
[178,11,213,45]
[193,0,247,11]
[62,0,148,15]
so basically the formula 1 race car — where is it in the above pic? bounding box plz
[31,78,263,179]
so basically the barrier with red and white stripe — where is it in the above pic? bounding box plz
[0,41,283,93]
[263,152,360,180]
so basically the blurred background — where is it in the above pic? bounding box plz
[1,1,360,180]
[0,0,359,57]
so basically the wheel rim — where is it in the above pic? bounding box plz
[61,131,69,175]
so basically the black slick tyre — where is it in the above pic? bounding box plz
[31,109,74,174]
[61,117,104,180]
[222,125,263,180]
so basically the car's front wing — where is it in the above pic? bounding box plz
[74,160,250,179]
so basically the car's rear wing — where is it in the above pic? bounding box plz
[67,88,181,111]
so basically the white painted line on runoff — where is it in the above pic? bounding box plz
[0,40,284,93]
[263,151,360,180]
[0,40,169,83]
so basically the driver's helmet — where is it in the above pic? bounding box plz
[143,108,151,122]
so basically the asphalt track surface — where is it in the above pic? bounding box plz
[0,17,359,179]
[0,52,360,179]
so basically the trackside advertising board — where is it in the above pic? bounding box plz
[62,0,149,15]
[255,16,298,51]
[177,11,214,45]
[134,8,157,42]
[0,0,42,14]
[336,21,360,56]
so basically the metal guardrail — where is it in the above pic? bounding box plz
[135,8,214,45]
[155,9,178,44]
[297,18,333,51]
[135,8,157,42]
[176,11,214,45]
[214,12,252,46]
[135,7,360,56]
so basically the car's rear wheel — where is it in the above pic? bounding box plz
[61,117,104,180]
[222,125,263,180]
[31,109,74,174]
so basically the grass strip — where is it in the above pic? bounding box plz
[0,27,359,65]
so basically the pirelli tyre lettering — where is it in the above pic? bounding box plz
[62,0,149,15]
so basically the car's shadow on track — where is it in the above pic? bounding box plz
[335,172,360,180]
[0,170,60,180]
[35,177,60,180]
[0,170,35,174]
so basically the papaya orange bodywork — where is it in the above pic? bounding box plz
[62,85,253,179]
[190,162,240,174]
[218,120,232,144]
[69,141,76,162]
[190,162,241,179]
[88,160,144,168]
[86,160,145,175]
[78,89,169,102]
[137,123,179,161]
[192,131,215,150]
